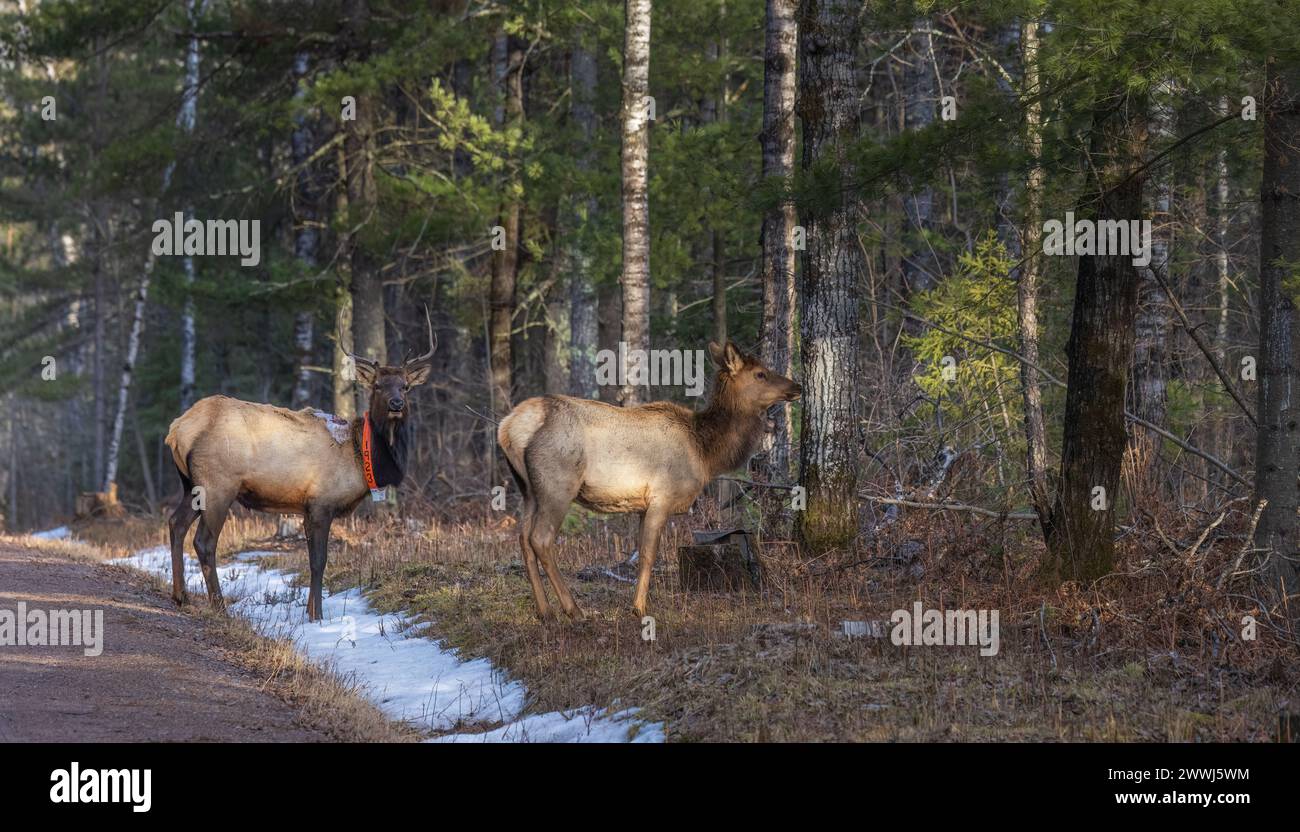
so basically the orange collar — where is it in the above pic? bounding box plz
[361,413,380,492]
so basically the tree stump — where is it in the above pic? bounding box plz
[678,529,761,593]
[75,484,125,519]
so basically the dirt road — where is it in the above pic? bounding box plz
[0,542,329,742]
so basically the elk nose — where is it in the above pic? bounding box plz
[789,384,802,400]
[388,397,405,411]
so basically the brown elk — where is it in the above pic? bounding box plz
[497,340,800,619]
[164,316,435,621]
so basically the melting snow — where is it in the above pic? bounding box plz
[31,526,71,540]
[115,547,664,743]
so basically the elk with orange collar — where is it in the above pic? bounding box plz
[164,313,435,621]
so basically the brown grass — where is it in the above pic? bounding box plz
[65,495,1298,742]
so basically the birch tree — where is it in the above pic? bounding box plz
[619,0,652,405]
[103,0,205,497]
[759,0,798,482]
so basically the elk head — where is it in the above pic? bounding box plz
[349,309,437,427]
[707,340,801,413]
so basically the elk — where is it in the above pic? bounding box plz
[164,315,435,621]
[498,340,801,620]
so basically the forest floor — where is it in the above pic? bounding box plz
[47,503,1300,742]
[0,536,414,742]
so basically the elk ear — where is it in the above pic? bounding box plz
[405,362,432,388]
[723,341,745,373]
[707,341,728,369]
[353,358,377,387]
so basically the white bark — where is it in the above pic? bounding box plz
[619,0,652,405]
[178,0,206,413]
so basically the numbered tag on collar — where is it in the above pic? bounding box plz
[370,488,386,502]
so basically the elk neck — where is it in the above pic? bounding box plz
[353,409,410,488]
[692,373,768,476]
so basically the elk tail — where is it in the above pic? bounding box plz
[164,415,193,479]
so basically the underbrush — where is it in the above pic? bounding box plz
[59,494,1297,742]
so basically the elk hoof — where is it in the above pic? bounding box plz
[565,606,586,622]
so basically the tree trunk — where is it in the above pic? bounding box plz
[343,0,384,417]
[1254,56,1300,615]
[92,254,105,487]
[291,50,320,410]
[1017,18,1051,528]
[759,0,798,483]
[568,44,600,400]
[177,0,204,413]
[332,140,356,420]
[102,272,150,493]
[489,33,523,413]
[902,22,939,295]
[1214,95,1233,475]
[794,0,864,554]
[619,0,652,406]
[1042,94,1146,584]
[1127,85,1175,503]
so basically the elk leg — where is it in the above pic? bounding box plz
[304,509,332,622]
[529,503,583,621]
[193,510,226,612]
[168,496,199,605]
[519,496,553,620]
[632,507,669,617]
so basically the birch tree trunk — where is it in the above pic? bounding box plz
[759,0,798,482]
[1214,96,1233,474]
[1018,18,1052,528]
[619,0,652,405]
[102,273,150,495]
[103,0,204,497]
[1127,84,1175,503]
[1254,56,1300,614]
[568,44,600,400]
[332,141,356,420]
[178,0,205,413]
[794,0,864,554]
[290,51,320,410]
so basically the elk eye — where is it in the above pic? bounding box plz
[756,372,766,380]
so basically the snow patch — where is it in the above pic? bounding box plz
[31,526,71,540]
[115,547,664,743]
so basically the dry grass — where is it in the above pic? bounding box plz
[63,496,1298,742]
[196,607,420,743]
